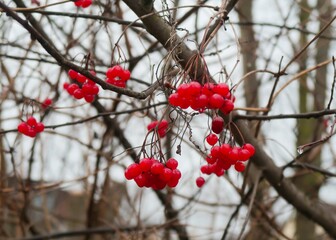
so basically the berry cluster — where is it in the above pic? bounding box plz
[74,0,92,8]
[147,120,169,138]
[203,143,255,175]
[105,65,131,88]
[124,158,181,190]
[168,82,234,113]
[64,69,99,103]
[17,116,45,138]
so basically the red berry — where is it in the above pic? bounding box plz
[160,168,173,182]
[210,146,221,160]
[209,94,225,109]
[196,177,205,188]
[213,83,229,96]
[134,174,146,187]
[124,163,141,180]
[67,84,79,95]
[76,73,87,83]
[234,161,245,172]
[17,122,29,134]
[139,158,154,172]
[35,122,45,133]
[68,69,78,80]
[202,83,215,96]
[188,81,202,96]
[211,116,224,134]
[168,93,180,106]
[243,143,255,157]
[26,116,37,127]
[74,0,82,7]
[81,0,92,8]
[84,95,95,103]
[151,162,165,175]
[63,82,70,90]
[220,100,234,114]
[166,158,178,170]
[26,127,37,138]
[147,121,158,131]
[106,65,123,79]
[42,98,53,108]
[120,69,131,81]
[206,133,218,146]
[200,165,212,175]
[73,89,84,99]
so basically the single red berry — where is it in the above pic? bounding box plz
[206,155,216,164]
[67,84,79,95]
[63,82,70,90]
[17,122,29,134]
[68,69,78,80]
[76,73,87,83]
[206,133,218,146]
[202,83,215,96]
[166,158,178,170]
[160,168,173,182]
[73,89,84,99]
[176,83,189,97]
[147,121,158,131]
[120,69,131,81]
[240,149,251,161]
[81,0,92,8]
[74,0,82,7]
[124,163,141,180]
[167,177,179,188]
[106,65,123,79]
[84,95,95,103]
[151,162,165,175]
[220,100,234,114]
[209,94,225,109]
[188,81,202,96]
[35,122,45,133]
[168,93,180,106]
[134,174,146,187]
[200,165,212,175]
[26,127,37,138]
[210,146,221,160]
[211,116,224,134]
[243,143,255,157]
[139,158,154,172]
[196,177,205,188]
[26,116,37,127]
[234,161,245,172]
[213,83,229,96]
[42,98,53,109]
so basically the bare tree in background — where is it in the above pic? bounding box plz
[1,0,336,239]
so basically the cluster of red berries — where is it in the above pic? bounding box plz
[74,0,92,8]
[63,69,99,103]
[124,158,181,190]
[195,143,255,188]
[17,116,45,138]
[147,120,169,138]
[105,65,131,88]
[168,82,234,114]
